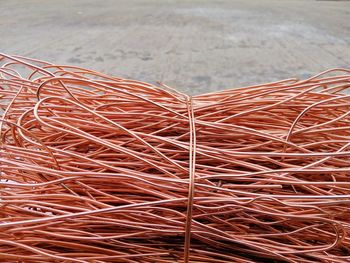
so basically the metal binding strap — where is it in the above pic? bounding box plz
[184,95,196,263]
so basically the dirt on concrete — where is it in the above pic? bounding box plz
[0,0,349,94]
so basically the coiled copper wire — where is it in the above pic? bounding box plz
[1,53,350,262]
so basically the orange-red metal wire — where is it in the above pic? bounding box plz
[1,53,350,262]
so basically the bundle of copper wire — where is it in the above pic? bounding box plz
[1,53,350,262]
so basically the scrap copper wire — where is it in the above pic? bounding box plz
[1,53,350,262]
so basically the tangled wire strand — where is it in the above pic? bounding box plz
[1,53,350,262]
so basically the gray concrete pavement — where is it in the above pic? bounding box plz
[0,0,349,94]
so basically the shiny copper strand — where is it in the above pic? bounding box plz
[1,53,350,263]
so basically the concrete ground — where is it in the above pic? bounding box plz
[0,0,349,95]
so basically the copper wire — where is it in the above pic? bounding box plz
[1,53,350,262]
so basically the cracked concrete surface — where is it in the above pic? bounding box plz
[0,0,349,94]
